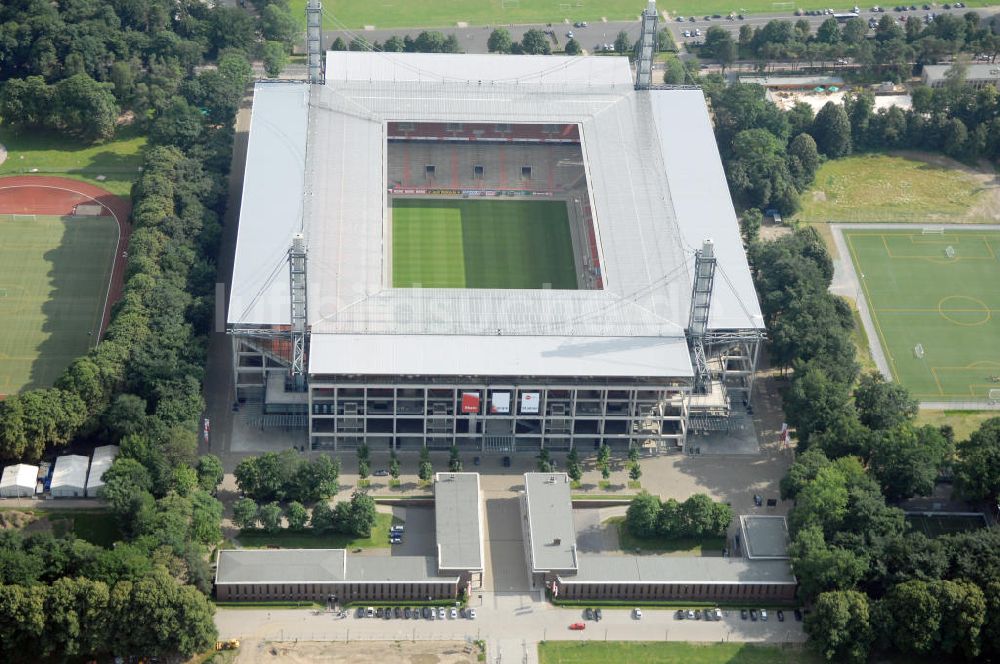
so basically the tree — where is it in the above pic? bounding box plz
[262,41,288,78]
[628,446,640,465]
[537,448,553,473]
[783,366,856,447]
[628,462,642,482]
[330,37,347,51]
[614,30,632,57]
[285,501,308,530]
[787,132,820,190]
[195,454,223,494]
[149,98,204,150]
[389,451,401,482]
[625,492,661,538]
[601,464,610,481]
[234,450,299,502]
[520,29,551,55]
[596,443,611,472]
[293,455,340,504]
[258,4,298,45]
[51,74,119,142]
[564,38,581,55]
[953,416,1000,501]
[935,579,986,659]
[781,447,831,500]
[681,494,730,538]
[703,27,736,70]
[789,525,867,599]
[189,490,223,544]
[231,497,259,530]
[879,580,941,655]
[806,590,873,663]
[383,36,405,52]
[258,501,283,533]
[358,458,370,481]
[488,28,514,53]
[817,18,841,44]
[739,208,763,245]
[725,128,800,213]
[0,584,46,659]
[663,55,686,84]
[842,17,868,45]
[854,373,918,431]
[566,447,583,483]
[812,101,852,158]
[310,500,335,532]
[418,446,433,482]
[171,466,198,496]
[347,491,377,537]
[448,445,462,472]
[868,424,951,501]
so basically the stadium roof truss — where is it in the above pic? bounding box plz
[229,52,763,380]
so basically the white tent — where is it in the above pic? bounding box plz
[50,455,90,498]
[86,445,119,498]
[0,464,39,498]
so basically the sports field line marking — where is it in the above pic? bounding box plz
[0,184,122,346]
[878,232,994,262]
[847,233,899,379]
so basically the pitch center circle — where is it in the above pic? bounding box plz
[937,295,991,326]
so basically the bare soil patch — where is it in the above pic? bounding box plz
[236,640,480,664]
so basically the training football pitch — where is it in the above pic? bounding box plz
[844,228,1000,402]
[0,215,118,396]
[391,198,578,289]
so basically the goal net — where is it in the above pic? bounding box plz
[5,214,36,222]
[989,389,1000,403]
[914,343,925,359]
[945,246,956,258]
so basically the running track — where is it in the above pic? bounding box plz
[0,175,132,337]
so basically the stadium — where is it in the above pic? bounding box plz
[227,42,764,453]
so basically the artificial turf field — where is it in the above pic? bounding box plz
[391,198,578,289]
[844,228,1000,402]
[0,215,117,396]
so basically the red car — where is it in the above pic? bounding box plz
[569,622,586,630]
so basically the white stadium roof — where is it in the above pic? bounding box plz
[229,52,762,378]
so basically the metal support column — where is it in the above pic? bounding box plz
[289,233,308,389]
[686,239,716,394]
[306,0,324,84]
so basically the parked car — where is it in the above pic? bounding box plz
[585,608,594,621]
[422,607,431,619]
[412,607,420,619]
[375,608,383,618]
[694,609,702,620]
[712,608,723,620]
[761,609,769,621]
[468,608,477,619]
[777,610,785,622]
[741,609,748,620]
[569,622,586,630]
[594,608,602,621]
[403,607,411,619]
[676,609,684,620]
[633,608,642,619]
[357,607,365,618]
[794,608,803,621]
[384,608,391,620]
[437,607,446,620]
[750,609,758,621]
[373,469,389,476]
[394,607,402,619]
[449,607,458,619]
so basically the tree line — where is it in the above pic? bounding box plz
[0,0,265,658]
[700,11,1000,78]
[748,227,1000,662]
[625,492,733,541]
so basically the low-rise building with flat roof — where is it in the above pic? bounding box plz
[521,473,579,585]
[434,472,484,587]
[214,549,459,602]
[0,463,39,498]
[50,455,89,498]
[739,515,791,560]
[554,555,797,602]
[922,63,1000,89]
[86,445,119,498]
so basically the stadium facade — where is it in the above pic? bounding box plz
[227,49,764,454]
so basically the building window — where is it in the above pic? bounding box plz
[521,166,532,179]
[473,165,484,179]
[425,164,436,178]
[446,123,461,132]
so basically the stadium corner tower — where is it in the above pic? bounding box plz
[228,38,765,454]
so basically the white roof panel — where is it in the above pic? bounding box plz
[435,473,484,572]
[51,455,89,490]
[523,473,578,573]
[0,464,38,492]
[309,334,693,378]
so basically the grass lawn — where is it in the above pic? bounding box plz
[296,0,993,29]
[0,215,118,396]
[538,642,822,664]
[844,228,1000,402]
[608,517,725,555]
[236,512,394,549]
[915,409,997,441]
[0,123,145,196]
[795,153,994,224]
[392,198,577,289]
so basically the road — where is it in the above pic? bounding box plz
[217,600,805,662]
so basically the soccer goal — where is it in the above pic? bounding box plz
[922,227,945,235]
[914,343,925,359]
[989,388,1000,404]
[945,246,956,258]
[8,214,36,222]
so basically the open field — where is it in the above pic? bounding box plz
[607,516,725,555]
[796,152,999,225]
[0,215,118,395]
[915,409,997,441]
[392,198,577,289]
[233,640,479,664]
[905,512,987,538]
[299,0,994,29]
[844,228,1000,402]
[538,642,822,664]
[235,512,395,549]
[0,124,145,196]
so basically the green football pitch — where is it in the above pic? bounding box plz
[0,215,118,396]
[844,228,1000,402]
[391,198,578,289]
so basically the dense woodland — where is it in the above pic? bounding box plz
[0,0,303,659]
